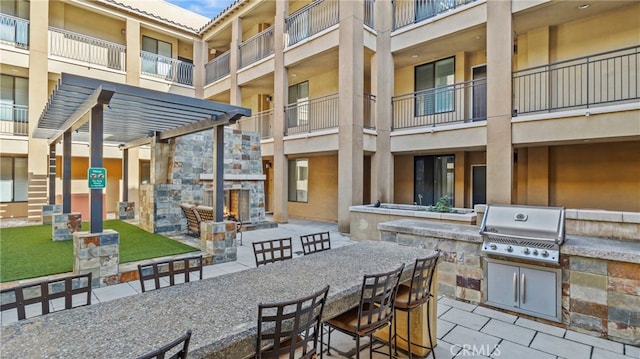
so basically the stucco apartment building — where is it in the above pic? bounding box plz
[1,0,638,233]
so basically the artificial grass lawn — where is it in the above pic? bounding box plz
[0,220,198,282]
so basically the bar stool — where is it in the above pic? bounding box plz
[393,250,441,359]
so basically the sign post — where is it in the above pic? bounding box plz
[88,168,107,189]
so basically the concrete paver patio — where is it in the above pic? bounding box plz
[1,217,638,358]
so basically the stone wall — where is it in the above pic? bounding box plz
[139,184,203,234]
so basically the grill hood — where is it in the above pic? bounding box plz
[480,205,565,244]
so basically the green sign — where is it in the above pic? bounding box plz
[88,168,107,189]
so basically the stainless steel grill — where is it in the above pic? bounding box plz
[480,205,565,264]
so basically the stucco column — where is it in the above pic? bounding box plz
[337,1,364,233]
[486,0,513,205]
[27,0,50,220]
[193,39,206,98]
[371,0,394,204]
[125,19,141,86]
[229,17,242,105]
[126,147,140,207]
[272,0,289,224]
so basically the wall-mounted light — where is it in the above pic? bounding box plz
[121,29,126,35]
[265,162,271,169]
[266,96,272,102]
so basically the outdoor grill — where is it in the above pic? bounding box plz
[480,204,565,264]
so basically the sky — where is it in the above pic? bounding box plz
[164,0,238,19]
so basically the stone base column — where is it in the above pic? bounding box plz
[42,204,62,224]
[52,212,81,241]
[73,230,120,288]
[200,221,237,264]
[118,201,135,220]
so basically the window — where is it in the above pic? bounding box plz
[0,157,28,202]
[0,75,28,135]
[140,160,150,184]
[287,81,309,128]
[414,155,454,206]
[142,36,172,77]
[415,57,455,116]
[288,159,308,202]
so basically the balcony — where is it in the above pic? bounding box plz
[234,109,274,139]
[0,104,28,136]
[513,46,640,115]
[285,0,339,47]
[205,50,231,85]
[392,78,486,130]
[0,14,29,48]
[364,93,376,129]
[285,93,338,135]
[393,0,478,30]
[49,27,125,71]
[140,51,194,86]
[239,26,274,69]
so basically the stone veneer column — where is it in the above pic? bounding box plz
[42,204,62,225]
[337,1,364,233]
[485,0,513,204]
[52,212,81,241]
[200,221,237,264]
[73,230,120,288]
[371,0,394,204]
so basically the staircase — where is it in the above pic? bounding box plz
[27,173,48,221]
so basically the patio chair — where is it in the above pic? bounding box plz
[252,237,293,267]
[256,285,330,359]
[179,203,201,236]
[300,231,331,255]
[0,273,92,321]
[136,330,192,359]
[324,264,405,359]
[393,250,441,359]
[137,255,203,292]
[194,205,215,222]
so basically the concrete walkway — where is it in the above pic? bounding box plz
[2,217,638,358]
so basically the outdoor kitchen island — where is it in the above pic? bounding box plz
[0,241,438,358]
[378,210,640,346]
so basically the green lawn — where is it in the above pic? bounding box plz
[0,220,198,282]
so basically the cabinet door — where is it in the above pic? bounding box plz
[519,267,557,318]
[487,262,519,308]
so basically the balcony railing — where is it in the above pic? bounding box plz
[285,0,339,47]
[205,50,231,85]
[393,0,477,30]
[239,26,274,69]
[234,109,274,139]
[49,27,125,71]
[141,51,193,85]
[0,104,28,136]
[0,13,29,48]
[364,93,376,129]
[364,0,374,29]
[285,93,339,135]
[513,46,640,115]
[392,78,486,130]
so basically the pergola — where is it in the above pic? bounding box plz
[33,73,251,233]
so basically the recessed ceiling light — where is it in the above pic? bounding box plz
[411,54,418,58]
[291,73,297,77]
[475,36,481,40]
[578,4,590,9]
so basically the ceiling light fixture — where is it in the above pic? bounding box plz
[411,54,418,58]
[578,4,590,9]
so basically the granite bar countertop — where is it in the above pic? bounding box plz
[563,235,640,264]
[1,241,434,359]
[378,218,483,243]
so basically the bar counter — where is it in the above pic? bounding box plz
[1,240,436,358]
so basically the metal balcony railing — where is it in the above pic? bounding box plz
[364,93,376,129]
[140,50,194,85]
[0,104,28,136]
[285,93,339,135]
[233,109,274,139]
[0,13,29,48]
[285,0,339,47]
[239,26,274,69]
[513,46,640,115]
[393,0,477,30]
[205,50,231,85]
[364,0,375,29]
[392,78,486,130]
[49,27,125,71]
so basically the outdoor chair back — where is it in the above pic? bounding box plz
[300,231,331,255]
[252,238,293,266]
[256,285,330,359]
[179,203,201,236]
[136,330,192,359]
[137,255,203,292]
[0,273,92,321]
